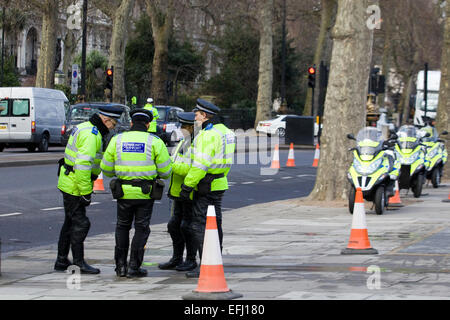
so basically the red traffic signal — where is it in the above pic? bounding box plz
[106,66,114,90]
[308,65,316,88]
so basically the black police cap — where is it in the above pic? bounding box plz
[177,112,196,125]
[130,108,153,123]
[193,98,220,115]
[98,105,123,120]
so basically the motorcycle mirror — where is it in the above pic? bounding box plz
[424,132,431,138]
[441,130,448,135]
[347,133,356,140]
[437,139,445,143]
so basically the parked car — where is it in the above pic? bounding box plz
[0,87,69,152]
[256,114,319,137]
[155,105,184,146]
[62,102,131,146]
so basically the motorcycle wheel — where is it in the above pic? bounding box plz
[412,173,424,198]
[374,186,385,215]
[348,186,355,214]
[431,168,440,188]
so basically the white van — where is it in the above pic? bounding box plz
[0,87,69,152]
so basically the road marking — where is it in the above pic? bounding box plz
[0,212,23,217]
[281,176,293,179]
[41,207,64,211]
[241,181,255,185]
[91,202,100,205]
[262,179,274,182]
[297,174,315,178]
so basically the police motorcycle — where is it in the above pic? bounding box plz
[394,125,427,198]
[347,127,398,215]
[419,125,448,188]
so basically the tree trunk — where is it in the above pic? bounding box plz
[63,30,77,86]
[399,74,413,125]
[436,1,450,179]
[308,0,375,201]
[254,0,274,128]
[109,0,135,103]
[35,0,58,88]
[303,0,336,116]
[146,0,174,105]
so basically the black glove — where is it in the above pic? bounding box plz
[80,193,92,207]
[180,184,193,201]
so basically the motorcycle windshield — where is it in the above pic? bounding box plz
[419,126,438,143]
[397,125,419,151]
[356,127,382,159]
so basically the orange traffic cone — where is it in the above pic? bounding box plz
[443,191,450,203]
[182,206,242,300]
[312,143,320,167]
[286,143,296,167]
[388,180,403,207]
[270,144,280,169]
[341,188,378,255]
[93,172,107,194]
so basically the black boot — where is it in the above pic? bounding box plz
[185,266,200,278]
[175,258,197,272]
[114,247,128,277]
[127,248,147,278]
[72,243,100,275]
[54,255,72,271]
[54,236,72,271]
[158,256,183,270]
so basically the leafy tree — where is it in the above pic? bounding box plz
[201,20,310,114]
[125,15,204,105]
[74,50,108,101]
[1,56,20,87]
[201,21,260,109]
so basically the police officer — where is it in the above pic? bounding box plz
[55,105,123,274]
[101,108,172,278]
[144,98,159,133]
[158,112,197,272]
[180,99,236,277]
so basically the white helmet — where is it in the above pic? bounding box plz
[147,98,153,103]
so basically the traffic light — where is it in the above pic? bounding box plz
[308,66,316,88]
[106,66,114,90]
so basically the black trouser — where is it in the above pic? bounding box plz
[188,191,224,260]
[57,191,91,263]
[168,198,194,260]
[116,199,154,250]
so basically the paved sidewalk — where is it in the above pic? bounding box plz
[0,183,449,300]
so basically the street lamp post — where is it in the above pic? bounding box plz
[80,0,87,98]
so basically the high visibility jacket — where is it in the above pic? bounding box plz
[184,123,235,191]
[101,130,172,199]
[168,138,193,199]
[57,121,104,196]
[144,104,159,133]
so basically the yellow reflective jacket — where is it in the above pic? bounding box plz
[184,123,235,191]
[101,128,172,199]
[57,121,104,196]
[169,138,193,199]
[144,104,159,133]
